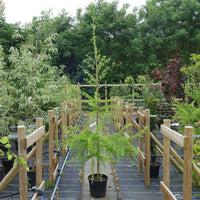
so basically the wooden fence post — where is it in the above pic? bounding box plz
[105,81,108,112]
[53,108,59,149]
[163,119,171,200]
[126,103,133,135]
[119,100,124,130]
[61,103,66,155]
[68,101,73,127]
[64,102,68,152]
[132,84,135,105]
[113,98,117,130]
[49,110,54,184]
[36,118,43,187]
[183,126,193,200]
[138,107,143,173]
[111,97,114,121]
[71,100,75,124]
[125,103,130,133]
[145,109,150,186]
[18,126,28,200]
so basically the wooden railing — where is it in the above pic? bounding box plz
[137,107,150,186]
[0,97,81,200]
[1,96,199,199]
[160,120,193,200]
[18,118,45,200]
[112,98,200,198]
[79,83,159,105]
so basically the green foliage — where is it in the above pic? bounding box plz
[18,157,27,166]
[182,53,200,81]
[0,0,5,20]
[64,16,140,181]
[0,26,80,137]
[0,45,14,136]
[108,75,135,101]
[125,76,135,85]
[144,95,158,115]
[2,0,200,84]
[5,31,80,127]
[139,0,200,68]
[0,137,10,146]
[173,54,200,134]
[173,101,200,134]
[65,122,140,173]
[109,83,132,100]
[0,136,17,166]
[172,54,200,185]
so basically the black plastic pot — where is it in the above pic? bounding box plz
[88,174,108,198]
[0,167,4,181]
[28,171,36,188]
[2,158,14,173]
[150,162,161,178]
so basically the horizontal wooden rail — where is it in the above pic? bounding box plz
[131,118,139,130]
[57,117,62,125]
[127,105,200,189]
[31,181,45,200]
[136,107,150,186]
[161,120,193,200]
[161,125,184,147]
[79,83,147,87]
[26,126,45,148]
[0,98,81,199]
[137,111,146,123]
[0,163,19,192]
[17,118,45,200]
[160,181,176,200]
[137,147,146,165]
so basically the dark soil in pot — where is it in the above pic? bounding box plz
[150,162,161,178]
[0,166,4,181]
[2,158,14,173]
[88,174,108,198]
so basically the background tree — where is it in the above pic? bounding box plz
[0,0,5,21]
[7,31,80,126]
[0,45,14,135]
[2,0,200,85]
[76,0,143,82]
[139,0,200,72]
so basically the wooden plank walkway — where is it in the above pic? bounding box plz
[116,127,200,200]
[117,156,200,200]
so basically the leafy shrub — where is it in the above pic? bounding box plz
[152,53,185,102]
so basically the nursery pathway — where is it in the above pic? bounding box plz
[116,128,200,200]
[42,151,81,200]
[1,122,200,199]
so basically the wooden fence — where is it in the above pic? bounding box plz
[137,107,150,186]
[18,118,45,200]
[111,98,200,199]
[1,96,200,199]
[0,97,81,200]
[160,120,193,200]
[79,82,154,105]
